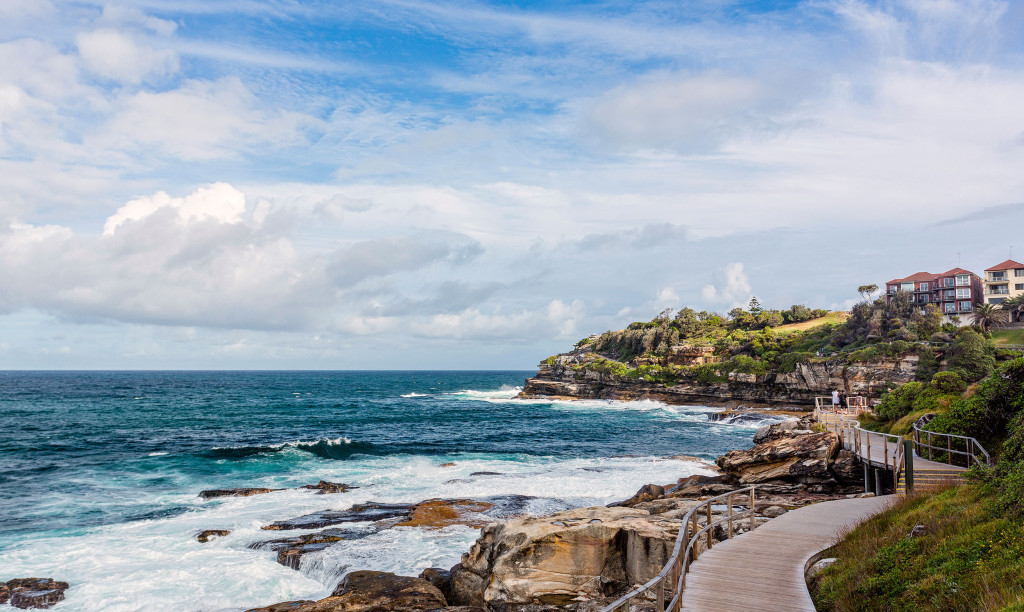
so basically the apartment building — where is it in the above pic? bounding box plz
[885,267,983,321]
[983,259,1024,306]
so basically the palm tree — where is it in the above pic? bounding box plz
[1001,296,1024,324]
[971,303,1001,333]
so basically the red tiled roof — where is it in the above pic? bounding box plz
[886,278,904,284]
[985,259,1024,271]
[938,267,976,277]
[900,271,938,282]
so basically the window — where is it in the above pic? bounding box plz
[956,275,970,286]
[1016,269,1024,277]
[959,301,972,311]
[888,285,896,293]
[918,295,929,304]
[956,288,971,298]
[919,282,929,291]
[1017,284,1024,291]
[991,298,1007,305]
[945,290,955,300]
[945,302,955,312]
[901,282,914,291]
[991,272,1007,281]
[944,277,954,287]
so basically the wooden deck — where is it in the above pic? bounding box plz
[680,495,893,611]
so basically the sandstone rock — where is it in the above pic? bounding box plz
[418,567,454,604]
[609,483,664,508]
[262,502,414,531]
[307,570,448,611]
[197,529,231,543]
[301,481,357,494]
[2,579,69,609]
[394,499,494,529]
[450,506,678,607]
[806,557,837,579]
[761,505,787,518]
[716,431,839,486]
[199,488,282,499]
[666,474,733,498]
[830,449,862,484]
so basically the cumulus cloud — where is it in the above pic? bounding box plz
[103,182,246,235]
[701,262,752,306]
[76,29,178,83]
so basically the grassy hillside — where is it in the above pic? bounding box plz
[992,328,1024,346]
[775,311,850,335]
[813,359,1024,611]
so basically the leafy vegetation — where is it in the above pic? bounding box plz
[814,358,1024,611]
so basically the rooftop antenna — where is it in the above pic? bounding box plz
[1012,245,1015,259]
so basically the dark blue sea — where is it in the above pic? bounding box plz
[0,371,770,611]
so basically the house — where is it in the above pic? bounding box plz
[885,267,983,323]
[983,259,1024,306]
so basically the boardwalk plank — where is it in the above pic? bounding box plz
[680,496,892,612]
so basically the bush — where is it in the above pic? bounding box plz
[946,329,996,382]
[875,382,923,421]
[916,346,940,381]
[931,371,967,395]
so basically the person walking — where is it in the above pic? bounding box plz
[838,390,848,413]
[831,389,840,414]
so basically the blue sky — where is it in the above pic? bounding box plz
[1,0,1024,369]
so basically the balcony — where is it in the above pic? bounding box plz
[989,289,1011,295]
[990,274,1008,281]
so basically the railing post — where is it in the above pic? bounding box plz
[706,503,713,550]
[904,440,914,494]
[928,431,933,461]
[727,493,734,539]
[884,436,888,466]
[866,430,871,464]
[657,580,665,612]
[749,487,756,532]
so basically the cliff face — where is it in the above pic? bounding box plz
[519,352,918,408]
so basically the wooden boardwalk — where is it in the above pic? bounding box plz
[680,495,893,611]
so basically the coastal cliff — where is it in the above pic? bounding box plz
[518,346,919,407]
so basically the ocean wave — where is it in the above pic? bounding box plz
[400,392,429,398]
[447,385,523,401]
[205,437,378,461]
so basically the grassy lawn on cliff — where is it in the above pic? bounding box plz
[775,310,850,335]
[811,484,1024,611]
[991,328,1024,347]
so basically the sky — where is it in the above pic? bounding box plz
[1,0,1023,369]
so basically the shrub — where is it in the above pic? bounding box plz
[916,346,940,381]
[946,329,996,382]
[875,382,923,421]
[931,371,967,395]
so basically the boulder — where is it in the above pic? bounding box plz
[309,570,447,611]
[251,526,377,570]
[716,431,840,486]
[197,529,231,543]
[608,483,664,508]
[666,474,734,498]
[761,506,787,518]
[418,567,454,604]
[199,488,282,499]
[449,506,678,607]
[830,449,862,484]
[2,579,69,609]
[301,481,357,494]
[245,601,316,612]
[394,499,494,529]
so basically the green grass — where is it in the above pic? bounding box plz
[775,311,850,335]
[812,484,1024,611]
[992,329,1024,347]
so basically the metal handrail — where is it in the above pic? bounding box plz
[911,415,991,467]
[600,487,758,612]
[815,408,904,489]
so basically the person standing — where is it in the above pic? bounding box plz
[831,389,840,413]
[838,390,848,412]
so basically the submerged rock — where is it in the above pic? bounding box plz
[261,502,415,531]
[1,578,69,609]
[251,529,372,570]
[301,481,357,494]
[245,601,316,612]
[199,488,282,499]
[395,499,495,529]
[196,529,231,543]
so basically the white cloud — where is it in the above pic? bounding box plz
[103,182,246,236]
[701,262,752,306]
[76,29,178,84]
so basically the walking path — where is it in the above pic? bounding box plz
[680,495,893,611]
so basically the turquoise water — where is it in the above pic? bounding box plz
[0,371,769,611]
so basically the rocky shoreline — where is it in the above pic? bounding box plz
[233,414,867,611]
[517,346,919,407]
[5,414,868,610]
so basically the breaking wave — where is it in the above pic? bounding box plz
[206,437,379,461]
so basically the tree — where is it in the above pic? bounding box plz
[972,303,1001,333]
[947,329,996,382]
[857,284,879,302]
[748,297,762,315]
[1002,296,1024,323]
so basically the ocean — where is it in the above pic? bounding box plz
[0,371,775,611]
